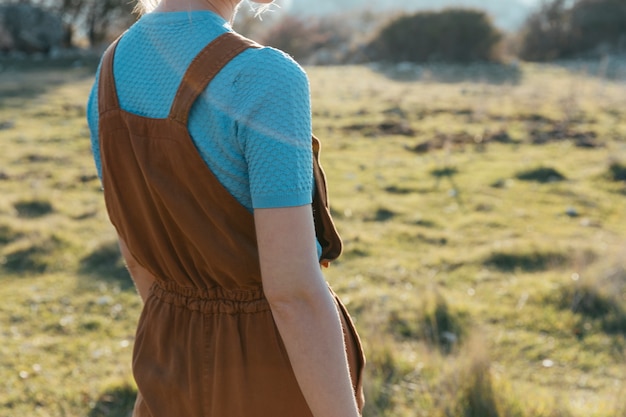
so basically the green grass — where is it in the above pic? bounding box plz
[1,60,625,416]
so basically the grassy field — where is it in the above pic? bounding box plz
[0,58,625,417]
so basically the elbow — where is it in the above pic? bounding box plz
[266,294,321,326]
[263,275,330,319]
[265,287,313,312]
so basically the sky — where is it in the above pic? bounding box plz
[273,0,543,12]
[267,0,545,31]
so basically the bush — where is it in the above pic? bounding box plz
[517,0,571,61]
[0,3,65,53]
[367,9,502,63]
[519,0,626,61]
[258,15,352,64]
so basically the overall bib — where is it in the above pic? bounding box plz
[97,32,365,416]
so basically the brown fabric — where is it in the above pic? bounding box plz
[312,135,343,263]
[97,31,364,417]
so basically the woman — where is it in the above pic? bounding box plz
[86,0,364,416]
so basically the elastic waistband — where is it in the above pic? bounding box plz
[150,281,270,315]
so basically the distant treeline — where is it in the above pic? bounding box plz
[0,0,135,49]
[253,0,626,64]
[1,0,625,63]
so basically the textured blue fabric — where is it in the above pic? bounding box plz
[86,10,314,212]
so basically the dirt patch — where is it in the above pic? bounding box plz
[343,119,416,137]
[406,129,516,154]
[529,125,602,148]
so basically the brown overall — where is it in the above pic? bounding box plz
[97,32,365,417]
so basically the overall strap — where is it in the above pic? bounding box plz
[98,37,123,113]
[169,32,261,124]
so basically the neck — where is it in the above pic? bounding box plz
[154,0,240,23]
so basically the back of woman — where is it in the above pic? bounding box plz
[87,10,316,220]
[87,1,365,416]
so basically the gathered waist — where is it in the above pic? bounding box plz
[150,281,270,315]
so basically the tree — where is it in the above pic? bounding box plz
[569,0,626,54]
[0,2,65,53]
[518,0,572,61]
[82,0,136,46]
[518,0,626,61]
[256,14,352,63]
[13,0,136,47]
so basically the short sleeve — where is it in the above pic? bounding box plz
[231,47,313,209]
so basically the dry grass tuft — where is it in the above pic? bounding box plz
[555,266,626,337]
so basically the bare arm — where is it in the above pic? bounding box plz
[254,205,360,417]
[118,237,156,303]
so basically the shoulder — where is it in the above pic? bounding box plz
[234,44,309,88]
[244,45,304,71]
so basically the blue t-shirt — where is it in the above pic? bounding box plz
[87,10,322,257]
[87,10,313,211]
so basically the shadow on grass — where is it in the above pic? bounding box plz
[88,383,136,417]
[14,199,54,218]
[3,245,52,274]
[430,166,465,209]
[367,208,397,222]
[0,58,99,109]
[371,61,523,85]
[79,240,133,290]
[515,166,566,183]
[608,161,626,182]
[484,249,570,272]
[2,235,68,274]
[0,224,23,245]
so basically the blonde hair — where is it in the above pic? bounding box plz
[249,2,275,18]
[135,0,160,14]
[134,0,275,16]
